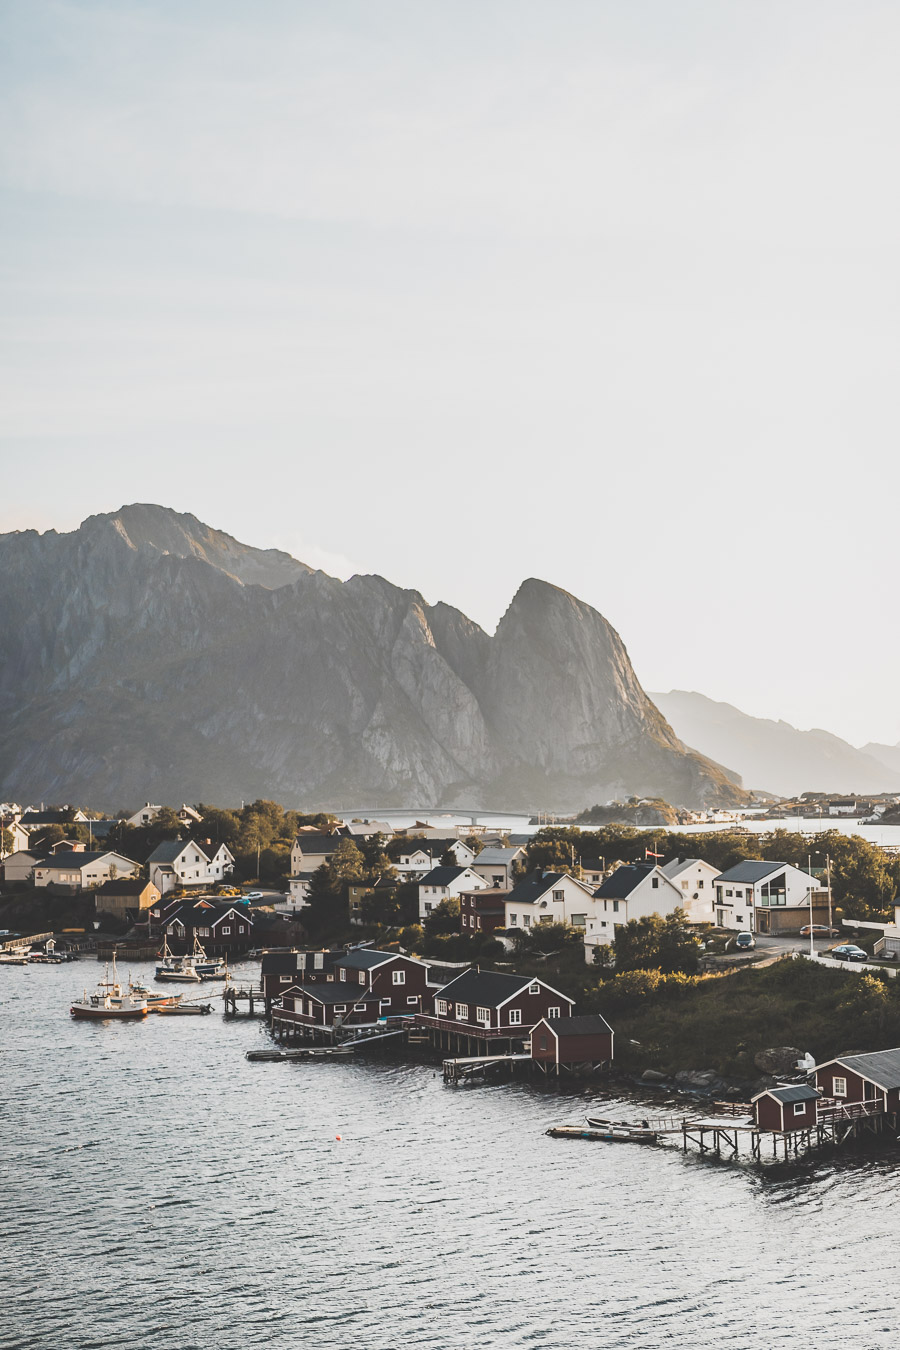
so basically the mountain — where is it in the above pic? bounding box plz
[652,690,900,798]
[860,742,900,779]
[0,505,746,812]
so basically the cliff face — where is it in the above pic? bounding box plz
[0,505,746,811]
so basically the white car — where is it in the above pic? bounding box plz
[243,890,264,901]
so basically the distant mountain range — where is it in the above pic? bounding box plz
[652,690,900,798]
[0,505,745,812]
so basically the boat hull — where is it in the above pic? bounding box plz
[70,1005,148,1019]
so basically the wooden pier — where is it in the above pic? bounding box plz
[443,1052,531,1083]
[222,984,266,1015]
[681,1100,892,1161]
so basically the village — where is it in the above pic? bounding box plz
[6,797,900,1163]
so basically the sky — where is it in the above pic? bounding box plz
[1,0,898,747]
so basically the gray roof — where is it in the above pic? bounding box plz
[536,1013,613,1037]
[661,858,712,879]
[753,1084,820,1104]
[293,830,348,853]
[420,866,469,886]
[594,864,655,899]
[335,948,397,971]
[473,847,522,865]
[505,872,569,907]
[261,951,301,975]
[39,850,131,869]
[438,968,533,1008]
[148,838,208,865]
[288,984,378,1006]
[716,860,786,884]
[830,1048,900,1090]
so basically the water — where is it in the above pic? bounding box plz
[3,962,900,1349]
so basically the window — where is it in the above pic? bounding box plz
[833,1076,847,1097]
[424,903,433,914]
[523,915,531,927]
[681,880,689,890]
[793,1102,807,1117]
[237,925,245,934]
[340,968,347,982]
[612,901,619,913]
[358,971,366,984]
[509,913,518,925]
[380,998,391,1009]
[539,1035,548,1050]
[509,1009,522,1025]
[279,975,292,984]
[221,926,231,935]
[392,970,405,985]
[552,889,564,901]
[698,880,704,889]
[571,914,586,928]
[529,982,540,994]
[435,999,447,1016]
[334,1004,346,1013]
[725,889,733,898]
[406,996,418,1005]
[652,877,659,888]
[476,1007,491,1025]
[457,1003,469,1020]
[547,1007,561,1019]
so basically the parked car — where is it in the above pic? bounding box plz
[243,890,264,901]
[830,944,868,962]
[734,932,756,950]
[800,924,840,937]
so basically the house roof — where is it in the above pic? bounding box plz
[579,857,605,871]
[593,864,656,899]
[504,872,570,907]
[19,809,82,825]
[261,951,300,975]
[37,850,130,869]
[419,866,470,886]
[752,1084,820,1104]
[661,858,714,879]
[292,830,349,852]
[473,847,522,865]
[94,878,153,896]
[166,901,252,928]
[148,838,209,865]
[438,968,533,1008]
[715,861,786,884]
[825,1048,900,1091]
[335,948,397,971]
[535,1013,614,1037]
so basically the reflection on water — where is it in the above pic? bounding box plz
[1,962,898,1349]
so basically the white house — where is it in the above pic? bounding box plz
[660,858,721,924]
[583,863,686,962]
[470,846,525,891]
[0,819,29,858]
[147,838,235,894]
[417,866,487,920]
[126,802,204,829]
[289,830,354,875]
[33,850,140,890]
[713,860,827,933]
[504,872,596,931]
[394,838,475,877]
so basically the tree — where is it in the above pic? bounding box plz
[614,909,700,975]
[1,827,15,858]
[463,834,484,856]
[107,863,118,882]
[328,838,365,885]
[423,897,460,939]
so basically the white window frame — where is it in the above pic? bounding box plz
[456,1003,469,1020]
[476,1007,491,1026]
[547,1006,561,1019]
[529,982,540,995]
[406,996,418,1005]
[793,1102,807,1117]
[339,968,347,981]
[221,926,231,935]
[833,1076,847,1097]
[508,1008,522,1025]
[392,970,405,985]
[435,999,447,1016]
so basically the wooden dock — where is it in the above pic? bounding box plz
[223,985,266,1015]
[443,1052,531,1083]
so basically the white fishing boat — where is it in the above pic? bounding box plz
[187,935,227,980]
[0,945,31,965]
[127,977,183,1011]
[70,958,148,1020]
[155,937,202,983]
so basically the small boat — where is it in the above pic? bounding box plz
[188,936,227,980]
[0,946,32,965]
[154,1002,213,1015]
[546,1124,659,1143]
[128,978,183,1011]
[71,959,148,1020]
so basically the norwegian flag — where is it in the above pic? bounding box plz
[644,848,663,859]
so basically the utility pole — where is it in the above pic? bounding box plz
[826,853,833,930]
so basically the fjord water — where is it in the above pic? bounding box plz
[2,964,898,1350]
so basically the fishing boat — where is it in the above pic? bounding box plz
[70,960,148,1020]
[187,935,227,980]
[127,977,183,1011]
[155,937,202,983]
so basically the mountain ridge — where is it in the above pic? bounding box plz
[0,506,746,812]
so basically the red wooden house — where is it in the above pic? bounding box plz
[811,1049,900,1115]
[271,947,440,1035]
[277,984,381,1030]
[752,1084,820,1132]
[459,890,509,935]
[417,968,574,1052]
[530,1014,614,1074]
[260,949,341,1003]
[162,900,254,954]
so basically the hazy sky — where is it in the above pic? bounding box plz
[2,1,898,746]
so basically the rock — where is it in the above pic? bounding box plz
[641,1069,668,1083]
[674,1069,719,1089]
[754,1047,802,1076]
[0,506,748,809]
